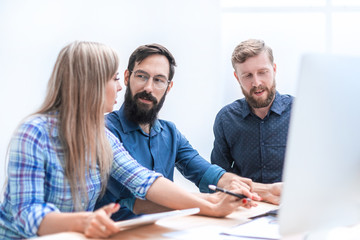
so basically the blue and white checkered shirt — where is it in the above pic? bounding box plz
[0,114,161,239]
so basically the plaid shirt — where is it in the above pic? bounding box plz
[0,114,161,239]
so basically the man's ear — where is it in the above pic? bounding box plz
[124,69,130,86]
[234,71,239,80]
[273,63,277,76]
[166,81,174,94]
[234,71,241,84]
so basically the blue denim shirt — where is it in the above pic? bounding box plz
[211,92,293,183]
[95,105,225,220]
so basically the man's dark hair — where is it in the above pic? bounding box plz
[127,43,177,81]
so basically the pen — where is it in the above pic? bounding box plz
[208,185,251,201]
[249,209,278,219]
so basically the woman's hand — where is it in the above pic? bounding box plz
[83,203,121,238]
[207,184,257,217]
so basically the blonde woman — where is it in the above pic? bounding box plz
[0,41,256,239]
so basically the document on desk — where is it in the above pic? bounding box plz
[221,215,280,240]
[163,225,259,239]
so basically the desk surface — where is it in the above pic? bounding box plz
[30,201,360,240]
[33,202,287,240]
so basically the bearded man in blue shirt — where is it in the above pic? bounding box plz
[211,39,293,193]
[95,43,280,221]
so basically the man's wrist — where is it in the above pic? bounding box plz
[253,182,269,193]
[216,172,231,188]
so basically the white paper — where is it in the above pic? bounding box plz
[163,226,256,240]
[221,216,280,239]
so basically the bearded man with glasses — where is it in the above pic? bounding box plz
[95,43,280,221]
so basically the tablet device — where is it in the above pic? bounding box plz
[115,207,200,230]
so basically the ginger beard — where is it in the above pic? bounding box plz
[242,80,276,109]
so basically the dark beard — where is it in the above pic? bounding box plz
[124,87,167,126]
[242,81,276,109]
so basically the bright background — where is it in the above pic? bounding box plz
[1,0,360,198]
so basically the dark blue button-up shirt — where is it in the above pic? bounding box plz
[95,105,225,220]
[211,92,293,183]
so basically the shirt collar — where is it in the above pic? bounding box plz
[241,100,252,119]
[118,104,163,136]
[269,91,285,116]
[241,91,285,119]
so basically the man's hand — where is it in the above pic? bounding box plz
[217,172,252,190]
[217,172,261,201]
[253,182,283,205]
[216,172,283,204]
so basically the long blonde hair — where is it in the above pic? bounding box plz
[37,41,118,210]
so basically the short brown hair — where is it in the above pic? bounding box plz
[231,39,274,68]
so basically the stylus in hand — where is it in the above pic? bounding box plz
[208,185,251,201]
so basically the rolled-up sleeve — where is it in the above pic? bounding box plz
[106,129,162,200]
[198,165,226,193]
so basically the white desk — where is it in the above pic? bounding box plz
[32,201,360,239]
[33,202,282,239]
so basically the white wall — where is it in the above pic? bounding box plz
[1,0,360,198]
[0,0,221,195]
